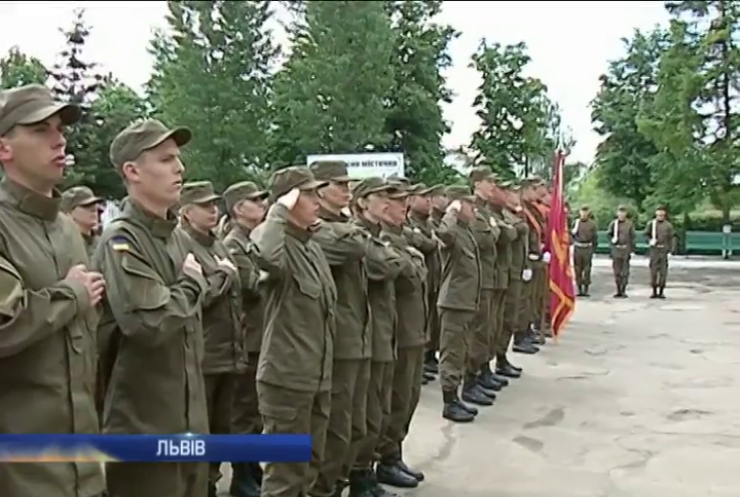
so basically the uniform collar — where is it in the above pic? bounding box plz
[286,222,313,244]
[381,221,404,234]
[124,199,178,239]
[0,177,61,221]
[319,205,348,223]
[185,224,216,247]
[357,216,381,237]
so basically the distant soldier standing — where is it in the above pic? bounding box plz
[222,181,269,497]
[178,181,243,497]
[97,119,210,497]
[645,206,675,299]
[251,167,337,497]
[607,205,636,298]
[425,184,447,372]
[571,205,598,297]
[61,185,104,257]
[517,178,544,353]
[0,84,105,497]
[436,185,482,423]
[307,161,371,497]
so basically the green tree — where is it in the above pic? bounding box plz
[383,0,459,184]
[469,41,553,179]
[48,8,106,190]
[639,1,740,219]
[148,0,279,189]
[0,47,48,88]
[270,0,395,166]
[591,28,668,212]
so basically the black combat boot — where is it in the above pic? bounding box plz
[229,462,261,497]
[576,284,585,297]
[658,286,666,299]
[423,350,438,374]
[583,284,590,297]
[477,363,503,391]
[512,333,539,354]
[395,452,425,482]
[495,354,522,378]
[423,370,436,382]
[376,461,418,488]
[482,362,509,387]
[650,286,658,299]
[348,469,385,497]
[442,389,476,422]
[421,374,428,385]
[462,375,494,405]
[335,477,349,497]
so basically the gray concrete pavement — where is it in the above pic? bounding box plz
[221,263,740,497]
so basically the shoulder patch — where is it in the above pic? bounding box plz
[110,235,130,252]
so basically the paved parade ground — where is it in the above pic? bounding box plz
[220,256,740,497]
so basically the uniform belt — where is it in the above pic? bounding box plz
[574,242,592,247]
[614,244,628,248]
[652,244,666,248]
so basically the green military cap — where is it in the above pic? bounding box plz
[109,119,192,170]
[386,173,410,185]
[468,166,498,184]
[180,181,220,206]
[351,177,392,198]
[427,184,445,196]
[655,204,667,211]
[387,182,411,200]
[444,184,476,203]
[309,160,352,182]
[0,84,81,136]
[580,205,590,211]
[223,181,268,213]
[269,166,328,200]
[519,177,542,188]
[408,183,434,196]
[617,204,628,211]
[60,186,103,213]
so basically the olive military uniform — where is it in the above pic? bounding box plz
[222,181,269,497]
[436,186,481,422]
[377,217,427,473]
[308,161,372,497]
[179,181,244,492]
[645,215,675,297]
[519,197,544,349]
[571,211,598,296]
[0,85,104,497]
[345,178,404,496]
[250,167,337,497]
[607,212,636,297]
[61,185,104,258]
[96,120,209,497]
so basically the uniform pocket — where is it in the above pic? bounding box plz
[293,275,320,299]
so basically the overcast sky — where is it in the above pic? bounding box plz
[0,1,669,164]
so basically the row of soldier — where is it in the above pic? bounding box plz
[570,205,676,299]
[0,84,556,497]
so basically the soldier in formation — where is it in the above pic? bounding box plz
[607,205,636,298]
[1,82,572,497]
[571,205,598,297]
[645,206,675,299]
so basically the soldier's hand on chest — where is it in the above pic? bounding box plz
[66,264,106,305]
[183,253,203,276]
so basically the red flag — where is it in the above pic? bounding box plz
[545,150,575,337]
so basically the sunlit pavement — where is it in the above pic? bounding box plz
[218,262,740,497]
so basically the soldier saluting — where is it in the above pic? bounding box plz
[0,84,105,497]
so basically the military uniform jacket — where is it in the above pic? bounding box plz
[94,201,209,435]
[407,212,441,296]
[312,207,371,360]
[470,198,500,289]
[181,225,244,375]
[436,209,482,312]
[505,208,528,281]
[644,219,675,253]
[572,218,598,248]
[607,219,636,258]
[0,179,104,497]
[223,224,264,354]
[354,217,403,362]
[83,232,99,259]
[381,223,427,349]
[487,201,516,290]
[251,204,337,392]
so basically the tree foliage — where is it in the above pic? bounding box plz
[270,0,396,167]
[468,41,562,179]
[0,47,47,88]
[147,0,280,189]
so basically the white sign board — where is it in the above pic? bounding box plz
[306,153,404,179]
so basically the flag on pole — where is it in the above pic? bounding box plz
[545,149,575,337]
